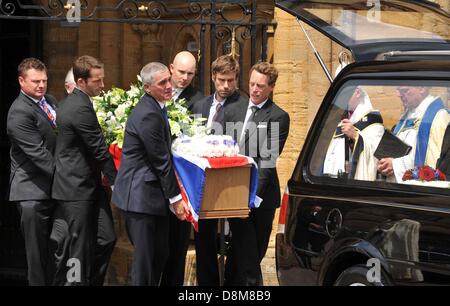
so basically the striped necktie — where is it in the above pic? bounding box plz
[38,98,56,127]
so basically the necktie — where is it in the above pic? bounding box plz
[248,106,259,124]
[162,106,169,126]
[39,98,56,127]
[241,106,259,142]
[212,103,223,123]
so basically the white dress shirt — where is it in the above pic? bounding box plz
[172,87,184,101]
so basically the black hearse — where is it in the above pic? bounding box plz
[275,0,450,285]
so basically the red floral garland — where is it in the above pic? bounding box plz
[402,165,446,182]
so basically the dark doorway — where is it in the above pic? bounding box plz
[0,11,43,283]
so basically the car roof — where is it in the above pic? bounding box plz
[276,0,450,61]
[335,59,450,81]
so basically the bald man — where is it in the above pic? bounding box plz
[169,51,204,111]
[160,51,204,286]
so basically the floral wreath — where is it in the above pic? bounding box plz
[402,165,446,182]
[93,76,205,148]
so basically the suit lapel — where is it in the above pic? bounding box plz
[21,92,55,129]
[178,85,192,101]
[232,99,248,123]
[202,96,213,118]
[145,94,172,148]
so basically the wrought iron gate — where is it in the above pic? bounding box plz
[0,0,275,281]
[0,0,275,92]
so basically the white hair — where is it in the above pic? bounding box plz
[65,68,75,84]
[140,62,168,85]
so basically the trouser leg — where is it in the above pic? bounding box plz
[161,213,191,286]
[58,200,94,286]
[251,208,276,262]
[249,208,276,285]
[123,211,169,286]
[194,219,219,286]
[17,200,55,286]
[90,188,116,286]
[225,217,260,286]
[49,206,70,286]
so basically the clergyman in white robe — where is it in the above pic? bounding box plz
[323,93,385,181]
[391,94,450,183]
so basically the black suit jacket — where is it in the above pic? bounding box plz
[52,88,116,201]
[177,84,204,112]
[192,91,248,130]
[112,93,180,216]
[7,92,58,201]
[224,99,290,210]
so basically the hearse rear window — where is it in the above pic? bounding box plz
[308,80,450,190]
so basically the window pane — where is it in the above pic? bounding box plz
[309,80,450,190]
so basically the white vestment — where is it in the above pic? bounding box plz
[392,96,450,183]
[323,96,384,181]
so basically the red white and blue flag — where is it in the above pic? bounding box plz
[172,151,259,231]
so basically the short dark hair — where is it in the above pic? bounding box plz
[73,55,104,82]
[18,58,47,77]
[250,62,278,86]
[211,54,239,79]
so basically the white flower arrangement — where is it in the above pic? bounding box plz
[172,134,239,158]
[93,76,206,148]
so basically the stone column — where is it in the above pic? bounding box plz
[98,0,122,89]
[77,0,99,59]
[133,24,163,65]
[122,25,142,88]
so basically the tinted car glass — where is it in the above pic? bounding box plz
[276,0,450,60]
[307,79,450,193]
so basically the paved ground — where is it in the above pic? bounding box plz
[106,211,280,286]
[184,212,279,286]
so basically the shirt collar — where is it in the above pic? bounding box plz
[173,87,183,95]
[157,101,165,109]
[75,87,93,102]
[248,98,268,110]
[213,92,226,106]
[21,90,42,104]
[407,95,436,119]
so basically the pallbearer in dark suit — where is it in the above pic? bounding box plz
[52,55,117,285]
[191,54,248,286]
[170,51,204,111]
[7,58,57,285]
[112,62,188,286]
[224,62,290,285]
[161,51,204,286]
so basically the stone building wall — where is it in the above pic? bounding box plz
[42,0,274,102]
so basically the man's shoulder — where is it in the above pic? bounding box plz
[192,95,212,113]
[181,85,204,101]
[8,93,35,116]
[226,91,248,105]
[130,94,159,118]
[197,94,212,105]
[268,99,289,118]
[58,92,84,111]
